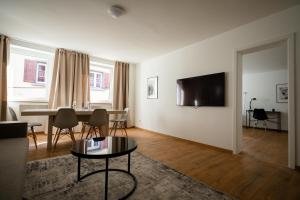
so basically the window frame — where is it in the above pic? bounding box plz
[90,71,104,90]
[35,62,47,84]
[8,40,114,103]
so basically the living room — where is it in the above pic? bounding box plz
[0,1,300,200]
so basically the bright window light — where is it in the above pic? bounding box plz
[89,62,114,103]
[7,45,54,101]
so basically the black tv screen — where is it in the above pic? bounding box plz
[176,72,225,107]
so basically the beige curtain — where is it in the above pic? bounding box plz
[112,61,129,110]
[0,35,9,121]
[49,49,90,109]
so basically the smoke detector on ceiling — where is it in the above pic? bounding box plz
[108,5,126,19]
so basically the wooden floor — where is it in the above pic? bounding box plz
[242,128,288,167]
[27,128,300,200]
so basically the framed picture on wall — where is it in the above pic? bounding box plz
[147,76,158,99]
[276,83,288,103]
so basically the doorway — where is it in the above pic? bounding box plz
[233,34,296,169]
[242,42,288,167]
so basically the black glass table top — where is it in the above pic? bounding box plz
[71,136,137,159]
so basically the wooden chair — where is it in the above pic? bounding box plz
[9,107,41,149]
[52,108,78,150]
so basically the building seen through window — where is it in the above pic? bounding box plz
[89,63,113,103]
[7,45,53,101]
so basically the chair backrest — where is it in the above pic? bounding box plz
[89,109,108,127]
[53,108,78,129]
[120,107,129,121]
[8,107,18,121]
[253,109,268,120]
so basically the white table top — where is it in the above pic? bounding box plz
[21,109,125,116]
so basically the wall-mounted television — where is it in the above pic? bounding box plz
[176,72,225,107]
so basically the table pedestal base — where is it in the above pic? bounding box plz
[76,154,137,200]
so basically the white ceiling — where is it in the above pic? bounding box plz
[242,43,287,74]
[0,0,299,63]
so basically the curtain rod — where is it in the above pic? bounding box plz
[9,36,115,65]
[10,38,56,54]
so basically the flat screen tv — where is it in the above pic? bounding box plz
[176,72,225,107]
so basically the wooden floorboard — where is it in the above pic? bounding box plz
[27,128,300,200]
[242,128,288,167]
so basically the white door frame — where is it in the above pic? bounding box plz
[232,33,296,169]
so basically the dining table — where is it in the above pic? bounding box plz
[21,109,125,150]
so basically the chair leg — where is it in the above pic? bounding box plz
[69,128,76,143]
[53,128,59,143]
[120,127,124,136]
[98,126,104,137]
[31,126,38,149]
[114,122,118,136]
[109,122,116,135]
[93,127,97,138]
[94,126,99,137]
[53,128,61,150]
[97,126,101,137]
[119,123,123,135]
[86,127,92,139]
[81,123,86,139]
[264,120,267,132]
[123,122,128,137]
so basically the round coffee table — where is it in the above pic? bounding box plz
[71,136,138,200]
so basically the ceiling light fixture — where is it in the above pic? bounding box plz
[107,5,126,19]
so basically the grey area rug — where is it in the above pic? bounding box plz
[24,152,234,200]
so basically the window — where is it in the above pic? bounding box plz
[90,71,103,89]
[8,45,54,101]
[23,59,47,84]
[89,63,113,103]
[36,63,46,83]
[8,43,112,102]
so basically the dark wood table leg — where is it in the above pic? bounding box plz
[47,116,54,150]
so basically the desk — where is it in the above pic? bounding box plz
[245,110,281,131]
[21,109,125,150]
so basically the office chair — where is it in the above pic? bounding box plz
[253,108,268,131]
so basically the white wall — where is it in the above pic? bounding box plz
[242,70,288,130]
[128,64,136,127]
[135,5,300,165]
